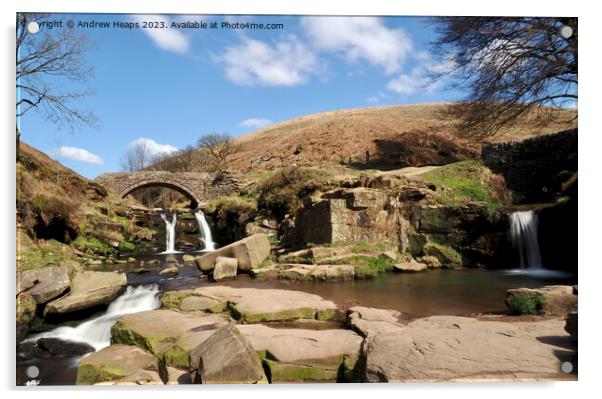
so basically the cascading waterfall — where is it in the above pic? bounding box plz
[509,210,543,269]
[25,285,161,351]
[195,210,215,251]
[160,212,178,254]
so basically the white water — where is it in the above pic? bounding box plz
[160,213,179,254]
[195,210,215,251]
[509,210,543,269]
[25,285,161,351]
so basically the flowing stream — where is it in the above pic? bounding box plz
[509,210,543,269]
[160,213,178,254]
[195,210,215,251]
[25,285,161,351]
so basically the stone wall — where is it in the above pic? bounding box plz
[482,129,577,203]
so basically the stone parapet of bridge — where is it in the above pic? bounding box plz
[94,171,239,208]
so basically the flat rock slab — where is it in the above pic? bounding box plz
[45,271,127,315]
[277,264,355,281]
[111,309,230,369]
[77,344,158,385]
[162,286,338,323]
[238,324,363,382]
[506,285,577,316]
[347,306,404,338]
[365,315,576,382]
[18,266,70,304]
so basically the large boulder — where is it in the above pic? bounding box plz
[110,309,230,369]
[238,324,363,382]
[365,316,575,382]
[161,286,338,323]
[211,257,238,281]
[18,266,70,304]
[505,285,577,316]
[76,344,158,385]
[45,271,127,315]
[393,260,427,272]
[189,324,266,384]
[195,234,270,272]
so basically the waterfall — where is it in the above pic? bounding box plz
[509,210,543,269]
[195,210,215,251]
[160,213,178,254]
[25,285,160,351]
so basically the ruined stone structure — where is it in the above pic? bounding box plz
[95,171,239,208]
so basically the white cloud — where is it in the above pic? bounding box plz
[301,17,413,75]
[54,146,103,165]
[127,137,179,157]
[218,36,317,86]
[386,67,439,96]
[238,118,274,129]
[132,15,190,54]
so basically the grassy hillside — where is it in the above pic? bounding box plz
[167,103,577,173]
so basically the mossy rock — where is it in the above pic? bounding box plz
[423,241,463,268]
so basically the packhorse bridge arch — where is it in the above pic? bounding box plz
[95,171,239,208]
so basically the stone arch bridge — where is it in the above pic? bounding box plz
[95,171,239,208]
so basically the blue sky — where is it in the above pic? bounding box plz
[18,14,466,178]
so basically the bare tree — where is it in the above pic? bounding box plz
[197,132,239,171]
[120,140,154,172]
[16,13,97,157]
[430,17,577,137]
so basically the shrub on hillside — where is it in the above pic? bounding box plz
[257,166,332,220]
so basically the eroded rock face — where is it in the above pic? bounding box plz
[505,285,577,316]
[237,324,363,382]
[161,286,338,323]
[365,316,574,382]
[189,324,266,384]
[18,266,70,304]
[76,344,158,385]
[45,271,127,315]
[195,234,270,272]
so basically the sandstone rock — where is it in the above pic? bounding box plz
[162,286,337,323]
[277,264,355,281]
[423,241,463,268]
[18,266,70,304]
[365,316,574,382]
[565,312,577,341]
[182,254,195,263]
[506,285,577,316]
[189,324,266,384]
[249,266,280,280]
[238,324,363,382]
[347,306,404,338]
[111,309,230,369]
[37,338,94,356]
[418,255,442,268]
[393,260,427,272]
[45,271,127,315]
[311,247,334,259]
[212,257,238,281]
[158,266,179,277]
[127,257,136,263]
[165,367,192,384]
[278,248,312,263]
[195,234,270,272]
[76,344,158,385]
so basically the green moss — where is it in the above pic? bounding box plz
[322,254,394,278]
[161,345,191,369]
[231,305,317,323]
[178,212,195,220]
[160,290,193,310]
[421,161,506,215]
[73,235,114,256]
[423,241,462,268]
[118,240,136,252]
[507,292,547,315]
[17,237,79,271]
[262,359,337,382]
[350,242,387,254]
[76,364,126,385]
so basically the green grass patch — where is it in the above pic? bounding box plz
[118,240,136,252]
[322,254,394,278]
[73,235,114,256]
[420,161,507,215]
[507,292,547,315]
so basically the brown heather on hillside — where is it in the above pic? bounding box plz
[168,103,577,174]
